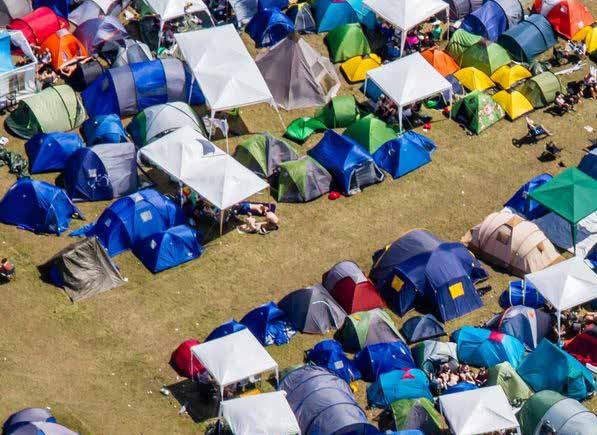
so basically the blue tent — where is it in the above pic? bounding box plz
[70,189,185,256]
[259,0,288,8]
[578,149,597,179]
[306,339,361,383]
[82,114,128,145]
[33,0,69,18]
[247,8,294,47]
[133,225,204,273]
[313,0,375,32]
[400,314,445,344]
[498,305,552,351]
[240,301,295,346]
[442,381,478,395]
[82,59,204,117]
[367,369,432,408]
[372,131,436,180]
[461,0,523,41]
[453,326,525,368]
[308,129,383,194]
[498,14,556,62]
[517,339,596,400]
[0,178,80,235]
[205,320,246,342]
[354,341,415,382]
[498,280,545,309]
[3,408,56,434]
[0,31,14,74]
[504,173,553,220]
[26,133,85,174]
[445,74,465,96]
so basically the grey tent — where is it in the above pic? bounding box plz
[256,34,340,110]
[235,133,299,178]
[446,0,483,20]
[336,309,403,352]
[411,340,458,376]
[69,0,129,26]
[274,156,332,203]
[0,0,31,25]
[111,38,154,67]
[43,237,126,302]
[278,284,347,334]
[494,0,524,30]
[73,15,127,55]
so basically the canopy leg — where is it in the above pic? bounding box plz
[219,211,224,237]
[557,310,562,346]
[274,106,286,132]
[209,110,216,140]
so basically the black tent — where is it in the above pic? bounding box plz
[400,314,446,344]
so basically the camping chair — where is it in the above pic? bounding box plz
[538,141,563,162]
[512,126,550,147]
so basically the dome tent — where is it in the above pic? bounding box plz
[538,0,593,39]
[446,0,483,20]
[490,64,532,90]
[247,7,294,48]
[453,326,525,368]
[73,15,127,55]
[340,54,382,83]
[4,421,77,435]
[82,114,128,145]
[205,320,246,342]
[286,2,316,33]
[453,67,495,91]
[3,408,55,432]
[26,133,85,174]
[451,90,505,134]
[336,308,403,352]
[504,173,553,219]
[460,40,511,76]
[306,339,361,383]
[326,23,371,63]
[285,117,327,143]
[353,341,415,382]
[516,71,562,108]
[40,30,87,71]
[367,369,432,408]
[111,38,154,68]
[170,339,205,379]
[235,133,298,178]
[343,114,397,154]
[390,398,448,433]
[313,0,372,33]
[421,48,460,77]
[315,95,359,128]
[497,14,557,62]
[274,156,332,203]
[446,29,482,64]
[372,131,437,180]
[411,340,458,376]
[461,0,524,41]
[7,7,68,45]
[240,301,296,346]
[486,361,533,405]
[497,305,552,351]
[400,314,445,344]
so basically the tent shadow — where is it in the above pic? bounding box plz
[165,379,220,424]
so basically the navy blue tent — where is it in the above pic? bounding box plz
[82,114,128,145]
[498,279,545,309]
[400,314,445,344]
[498,14,556,62]
[259,0,289,9]
[372,132,436,179]
[461,0,523,41]
[0,178,81,235]
[247,8,294,48]
[354,341,415,382]
[240,301,296,346]
[579,149,597,179]
[504,173,553,220]
[33,0,69,17]
[205,320,246,342]
[308,130,384,194]
[26,133,84,174]
[70,189,185,256]
[306,339,361,383]
[133,225,204,273]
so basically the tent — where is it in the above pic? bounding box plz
[340,54,382,83]
[33,0,70,18]
[73,15,127,55]
[326,23,371,63]
[0,178,80,235]
[0,30,38,107]
[486,362,533,405]
[498,14,556,62]
[285,117,327,143]
[3,408,56,432]
[322,260,385,313]
[111,38,153,68]
[499,280,545,309]
[240,301,295,346]
[308,130,384,195]
[504,173,553,220]
[365,53,453,131]
[490,64,532,90]
[516,71,562,108]
[63,142,138,202]
[286,3,316,33]
[82,114,128,145]
[372,131,436,180]
[579,149,597,178]
[446,0,483,20]
[67,58,104,92]
[400,314,445,344]
[453,326,525,367]
[343,115,396,154]
[462,211,562,276]
[411,340,459,376]
[445,74,465,96]
[517,339,596,400]
[564,330,597,367]
[533,210,596,257]
[170,339,205,378]
[278,284,347,334]
[70,189,185,256]
[497,305,553,350]
[460,40,511,76]
[5,85,86,139]
[453,67,495,91]
[390,398,448,433]
[439,386,520,435]
[518,390,597,435]
[353,341,415,382]
[573,24,597,54]
[274,156,332,203]
[26,133,85,174]
[540,0,593,39]
[7,7,68,45]
[68,0,128,26]
[461,0,524,41]
[446,29,482,64]
[82,59,203,117]
[40,30,87,71]
[306,339,361,383]
[247,8,294,48]
[336,308,402,352]
[220,392,300,435]
[313,0,371,33]
[5,422,77,435]
[0,0,31,25]
[256,35,340,110]
[451,90,505,134]
[421,48,460,76]
[205,320,246,342]
[315,95,359,128]
[367,369,432,408]
[235,133,298,178]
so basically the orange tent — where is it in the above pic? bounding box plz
[41,29,87,71]
[544,0,593,39]
[422,48,460,76]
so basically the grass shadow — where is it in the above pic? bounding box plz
[165,379,220,424]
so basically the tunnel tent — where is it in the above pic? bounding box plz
[446,29,483,64]
[460,40,511,76]
[0,0,32,25]
[67,58,105,92]
[73,15,127,56]
[461,0,524,41]
[274,156,332,203]
[5,422,77,435]
[26,132,85,174]
[446,0,483,20]
[110,38,154,68]
[516,71,562,108]
[497,14,557,62]
[235,133,298,178]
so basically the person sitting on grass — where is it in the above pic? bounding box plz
[554,92,573,113]
[525,117,552,137]
[237,210,280,235]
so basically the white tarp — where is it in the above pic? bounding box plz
[439,386,521,435]
[221,392,300,435]
[145,0,211,22]
[533,211,597,258]
[0,31,38,105]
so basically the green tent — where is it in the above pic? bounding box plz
[390,398,448,433]
[516,71,562,108]
[343,114,397,154]
[285,117,327,143]
[446,29,482,64]
[274,156,332,202]
[5,85,86,139]
[326,23,371,63]
[451,90,505,134]
[235,133,299,178]
[486,362,533,407]
[315,95,359,128]
[337,308,404,352]
[460,41,511,76]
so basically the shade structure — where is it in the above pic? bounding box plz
[490,64,532,89]
[26,132,85,174]
[326,23,371,63]
[421,48,460,76]
[453,67,494,91]
[274,156,332,203]
[145,0,212,23]
[573,24,597,53]
[542,0,593,39]
[492,90,533,120]
[497,14,557,62]
[221,392,300,435]
[343,114,397,154]
[460,40,511,76]
[341,54,382,83]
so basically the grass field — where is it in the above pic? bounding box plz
[0,15,596,435]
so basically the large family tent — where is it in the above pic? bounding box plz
[5,85,86,139]
[73,15,127,55]
[497,14,556,62]
[71,189,185,256]
[274,156,332,203]
[308,130,384,195]
[44,237,126,301]
[490,64,532,90]
[518,390,597,435]
[412,340,458,376]
[82,58,203,117]
[340,53,382,83]
[451,90,505,133]
[536,0,593,39]
[497,305,552,350]
[579,148,597,178]
[286,2,316,33]
[235,133,298,178]
[256,35,340,110]
[372,131,437,179]
[0,30,38,107]
[0,178,80,235]
[400,314,445,344]
[285,117,326,143]
[486,362,533,405]
[369,229,488,321]
[315,95,359,128]
[453,326,525,367]
[240,301,295,346]
[0,0,31,25]
[67,58,105,92]
[516,71,562,108]
[82,114,128,146]
[63,142,138,202]
[391,398,448,433]
[26,133,85,174]
[573,24,597,54]
[460,40,510,76]
[343,115,396,154]
[306,339,361,383]
[278,284,347,334]
[453,67,495,91]
[447,0,483,20]
[504,173,552,219]
[40,30,87,71]
[462,211,562,276]
[337,308,402,352]
[446,29,482,64]
[111,38,154,68]
[353,341,415,381]
[7,7,68,45]
[461,0,524,41]
[421,48,460,76]
[247,7,294,48]
[326,24,371,63]
[367,368,432,407]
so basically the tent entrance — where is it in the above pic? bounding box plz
[349,162,382,193]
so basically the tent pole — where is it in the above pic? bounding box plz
[446,10,450,41]
[400,30,407,58]
[157,21,164,55]
[178,181,184,207]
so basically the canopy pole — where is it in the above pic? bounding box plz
[557,310,561,346]
[571,223,577,255]
[209,109,216,140]
[400,29,407,58]
[219,211,224,237]
[178,181,184,207]
[398,105,403,132]
[157,21,164,55]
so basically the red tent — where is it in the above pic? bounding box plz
[535,0,594,39]
[8,7,68,45]
[564,330,597,366]
[170,339,205,379]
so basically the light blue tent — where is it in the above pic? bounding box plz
[579,149,597,179]
[372,131,436,180]
[461,0,524,41]
[367,369,433,408]
[453,326,525,368]
[82,114,128,145]
[246,7,294,47]
[26,133,85,174]
[497,14,556,62]
[0,31,14,73]
[313,0,375,33]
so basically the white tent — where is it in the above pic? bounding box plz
[363,0,450,56]
[439,386,521,435]
[364,52,452,130]
[221,392,300,435]
[191,329,279,399]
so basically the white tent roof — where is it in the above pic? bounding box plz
[439,386,520,435]
[525,257,597,312]
[138,126,268,210]
[221,392,300,435]
[363,0,449,31]
[145,0,210,22]
[175,25,275,112]
[191,329,278,388]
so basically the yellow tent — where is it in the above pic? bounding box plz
[491,65,532,90]
[493,90,533,120]
[454,67,495,91]
[573,25,597,53]
[340,53,382,83]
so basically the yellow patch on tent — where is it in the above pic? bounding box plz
[573,25,597,53]
[492,90,533,120]
[449,282,465,299]
[490,65,532,90]
[391,275,404,292]
[453,67,494,91]
[340,53,382,83]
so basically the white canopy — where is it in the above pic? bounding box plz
[221,392,300,435]
[365,52,452,130]
[439,386,520,435]
[145,0,211,23]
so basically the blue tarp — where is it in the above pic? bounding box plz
[497,14,556,62]
[247,8,294,47]
[82,114,128,145]
[499,280,545,309]
[442,381,478,395]
[373,132,436,179]
[306,339,361,383]
[0,178,80,235]
[26,133,85,174]
[461,0,508,41]
[205,320,246,342]
[367,369,432,408]
[504,173,553,220]
[240,301,295,346]
[579,149,597,179]
[354,341,415,382]
[453,326,525,368]
[0,32,14,74]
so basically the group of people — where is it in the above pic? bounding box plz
[379,20,442,60]
[434,363,488,391]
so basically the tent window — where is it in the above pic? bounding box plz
[449,282,464,299]
[392,275,404,292]
[319,73,336,94]
[537,241,544,253]
[496,228,510,245]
